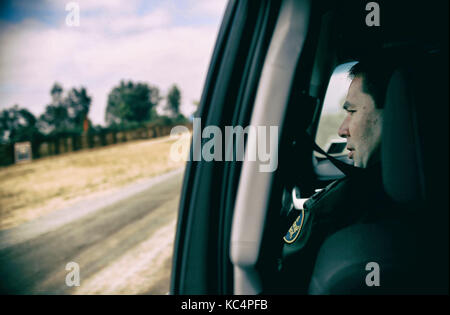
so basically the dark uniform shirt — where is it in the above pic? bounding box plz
[276,163,393,293]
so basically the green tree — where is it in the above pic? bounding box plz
[66,87,91,129]
[38,83,92,134]
[38,83,69,133]
[105,80,161,126]
[166,84,181,117]
[38,104,69,134]
[0,105,40,144]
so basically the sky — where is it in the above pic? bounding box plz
[0,0,228,125]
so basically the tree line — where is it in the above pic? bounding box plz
[0,81,187,145]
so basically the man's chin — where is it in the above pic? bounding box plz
[347,152,357,166]
[352,157,362,168]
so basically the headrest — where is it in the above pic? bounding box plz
[382,50,448,205]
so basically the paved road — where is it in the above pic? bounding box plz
[0,169,184,294]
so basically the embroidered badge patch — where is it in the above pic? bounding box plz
[283,209,305,244]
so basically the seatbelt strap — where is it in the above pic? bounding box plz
[302,132,364,177]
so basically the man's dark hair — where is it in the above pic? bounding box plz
[348,50,405,109]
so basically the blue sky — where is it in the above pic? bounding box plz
[1,0,224,26]
[0,0,227,125]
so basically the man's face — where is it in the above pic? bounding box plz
[338,75,383,168]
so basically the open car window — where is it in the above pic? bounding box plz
[315,62,356,157]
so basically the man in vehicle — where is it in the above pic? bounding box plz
[279,51,399,293]
[338,61,385,168]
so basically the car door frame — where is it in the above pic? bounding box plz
[170,0,281,295]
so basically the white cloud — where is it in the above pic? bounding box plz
[188,0,228,18]
[0,1,227,125]
[78,8,172,34]
[46,0,142,14]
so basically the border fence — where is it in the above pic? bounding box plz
[0,122,192,167]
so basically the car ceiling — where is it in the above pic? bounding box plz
[322,0,449,63]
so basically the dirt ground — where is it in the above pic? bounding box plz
[0,134,190,230]
[0,170,184,294]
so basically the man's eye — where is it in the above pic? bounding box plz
[348,110,356,115]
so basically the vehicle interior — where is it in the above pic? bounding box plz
[171,0,448,294]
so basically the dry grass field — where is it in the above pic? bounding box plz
[0,134,190,230]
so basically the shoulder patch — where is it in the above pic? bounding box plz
[283,209,305,244]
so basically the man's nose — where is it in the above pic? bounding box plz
[338,116,350,138]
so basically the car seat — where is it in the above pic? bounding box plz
[307,49,449,294]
